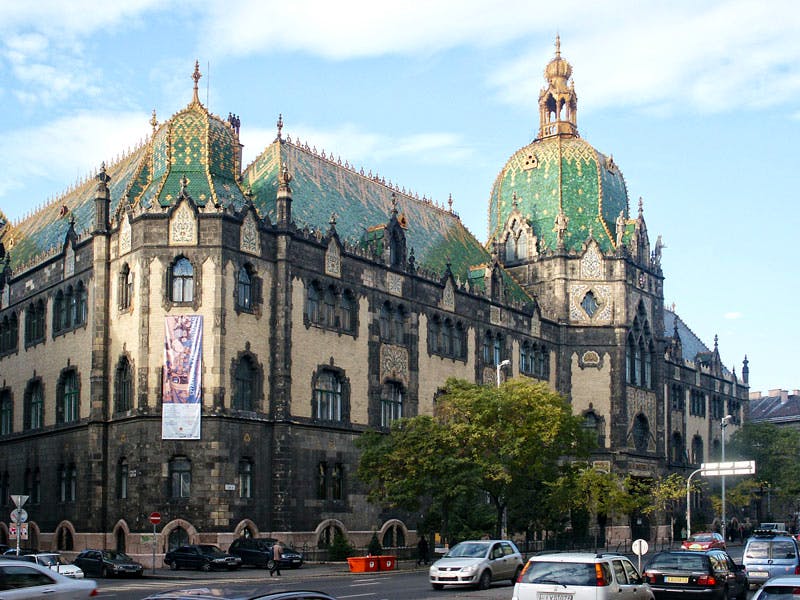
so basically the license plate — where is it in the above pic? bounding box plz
[750,571,769,578]
[538,593,573,600]
[664,576,689,583]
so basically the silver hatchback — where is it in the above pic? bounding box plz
[429,540,523,590]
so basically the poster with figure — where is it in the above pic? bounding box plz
[162,315,203,439]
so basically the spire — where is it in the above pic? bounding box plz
[191,60,202,105]
[150,109,158,134]
[276,163,293,226]
[94,162,111,234]
[538,35,578,139]
[742,355,749,385]
[276,113,283,141]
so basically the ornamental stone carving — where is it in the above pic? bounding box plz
[119,215,132,256]
[490,306,501,325]
[64,245,75,278]
[240,212,260,256]
[580,244,603,279]
[387,272,403,297]
[325,240,341,278]
[380,344,409,386]
[570,284,612,323]
[441,279,455,312]
[170,201,197,246]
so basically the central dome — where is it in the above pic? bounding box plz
[487,38,630,254]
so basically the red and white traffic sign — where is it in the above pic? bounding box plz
[149,512,161,525]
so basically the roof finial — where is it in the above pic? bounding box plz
[192,60,202,104]
[180,175,189,196]
[276,113,283,141]
[150,109,158,133]
[638,196,644,217]
[555,33,561,58]
[448,193,453,212]
[512,191,518,209]
[329,212,337,227]
[714,334,719,351]
[390,192,398,215]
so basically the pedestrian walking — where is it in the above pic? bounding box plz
[269,542,282,576]
[417,535,429,566]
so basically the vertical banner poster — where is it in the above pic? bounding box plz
[162,315,203,439]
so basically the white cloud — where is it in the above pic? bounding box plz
[0,111,151,220]
[724,312,743,320]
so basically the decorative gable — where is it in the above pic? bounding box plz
[440,278,455,312]
[170,200,197,246]
[325,238,341,278]
[119,213,132,256]
[580,242,603,280]
[240,212,260,256]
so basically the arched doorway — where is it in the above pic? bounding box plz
[168,527,189,551]
[115,528,126,553]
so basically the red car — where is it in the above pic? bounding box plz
[681,532,726,551]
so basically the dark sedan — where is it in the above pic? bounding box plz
[73,549,144,577]
[164,545,242,571]
[643,550,747,600]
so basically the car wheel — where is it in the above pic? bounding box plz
[512,566,522,585]
[266,559,275,571]
[431,583,444,590]
[201,562,212,572]
[169,560,178,571]
[477,570,492,590]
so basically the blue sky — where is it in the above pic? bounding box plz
[0,0,797,395]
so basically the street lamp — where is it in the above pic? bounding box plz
[686,467,702,538]
[721,414,733,541]
[496,359,511,388]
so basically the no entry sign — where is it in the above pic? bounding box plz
[149,512,161,525]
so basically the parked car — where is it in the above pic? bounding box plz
[2,551,85,579]
[142,585,336,600]
[643,549,747,600]
[228,538,303,569]
[0,558,97,600]
[512,551,654,600]
[73,549,144,577]
[682,532,727,551]
[164,545,242,571]
[429,539,523,590]
[743,531,800,588]
[751,575,800,600]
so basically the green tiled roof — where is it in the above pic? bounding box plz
[488,136,630,253]
[243,140,532,305]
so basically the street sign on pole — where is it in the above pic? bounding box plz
[701,461,755,476]
[11,495,29,508]
[10,508,27,523]
[149,512,161,575]
[149,512,161,524]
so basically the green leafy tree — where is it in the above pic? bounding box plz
[642,473,688,544]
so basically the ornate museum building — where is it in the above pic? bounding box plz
[0,41,748,559]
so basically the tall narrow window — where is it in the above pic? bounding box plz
[72,282,87,326]
[58,370,79,424]
[520,343,530,374]
[644,342,653,389]
[323,288,336,327]
[340,291,355,333]
[307,283,320,324]
[392,306,405,344]
[67,465,77,502]
[237,266,253,311]
[0,314,18,354]
[0,390,12,435]
[117,458,128,500]
[32,467,41,504]
[170,456,191,498]
[171,257,194,303]
[314,370,343,421]
[332,464,343,500]
[233,356,257,411]
[493,335,503,365]
[454,323,464,359]
[58,465,66,502]
[238,459,253,499]
[379,303,391,340]
[25,380,44,430]
[114,357,133,413]
[119,264,132,310]
[317,462,327,500]
[381,382,403,427]
[54,290,66,332]
[634,341,642,386]
[429,317,440,354]
[632,414,649,452]
[482,332,492,363]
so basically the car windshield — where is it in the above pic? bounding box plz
[446,542,489,558]
[36,554,64,567]
[648,554,707,571]
[746,541,797,559]
[691,535,713,542]
[521,561,601,586]
[102,551,132,560]
[197,545,223,555]
[760,585,800,600]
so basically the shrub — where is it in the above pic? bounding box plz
[328,529,355,561]
[367,531,383,556]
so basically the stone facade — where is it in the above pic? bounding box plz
[0,48,748,561]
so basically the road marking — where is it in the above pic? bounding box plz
[338,594,377,598]
[349,582,381,587]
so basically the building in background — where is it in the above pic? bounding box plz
[748,389,800,429]
[0,43,748,560]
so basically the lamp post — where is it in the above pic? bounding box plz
[721,414,732,542]
[686,467,702,539]
[496,359,511,538]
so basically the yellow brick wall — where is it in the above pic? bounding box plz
[570,351,612,449]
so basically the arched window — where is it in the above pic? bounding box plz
[454,322,464,359]
[0,390,12,435]
[331,463,343,500]
[233,355,258,411]
[482,331,492,363]
[517,232,527,260]
[117,458,128,500]
[323,287,336,327]
[238,459,253,499]
[0,313,19,354]
[581,291,599,317]
[692,435,704,465]
[626,335,635,384]
[24,380,44,430]
[57,369,79,424]
[493,334,504,365]
[54,290,66,332]
[537,345,549,379]
[237,265,253,311]
[632,414,649,452]
[119,263,133,310]
[644,341,654,389]
[520,342,531,374]
[381,382,403,427]
[429,317,440,354]
[671,432,684,464]
[169,456,191,498]
[114,356,133,413]
[317,462,327,500]
[67,286,77,327]
[170,257,194,303]
[25,300,45,345]
[443,319,454,356]
[392,306,405,344]
[634,340,643,387]
[379,303,391,340]
[58,464,76,503]
[505,236,516,262]
[315,370,343,421]
[74,281,87,325]
[307,282,320,324]
[340,291,355,333]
